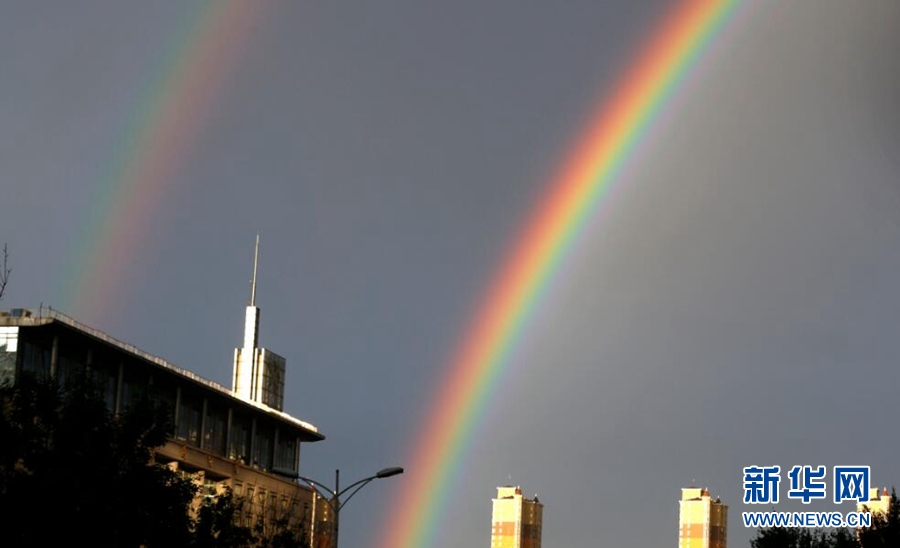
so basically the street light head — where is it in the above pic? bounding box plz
[376,467,404,479]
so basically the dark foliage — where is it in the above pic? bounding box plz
[0,375,308,547]
[194,489,257,548]
[260,511,307,548]
[0,243,9,301]
[750,490,900,548]
[750,527,855,548]
[0,374,196,547]
[858,489,900,548]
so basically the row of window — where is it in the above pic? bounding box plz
[232,480,311,532]
[14,328,300,474]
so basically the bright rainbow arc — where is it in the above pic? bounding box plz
[378,2,742,547]
[64,0,266,324]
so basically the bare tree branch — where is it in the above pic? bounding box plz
[0,244,10,301]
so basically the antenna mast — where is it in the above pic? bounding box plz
[250,234,259,306]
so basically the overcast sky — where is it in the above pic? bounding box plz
[2,1,900,547]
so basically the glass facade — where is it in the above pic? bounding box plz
[3,320,306,475]
[275,433,297,471]
[259,350,285,410]
[230,414,253,464]
[56,336,85,389]
[92,361,119,410]
[177,391,202,446]
[149,377,177,433]
[121,366,149,411]
[20,339,51,380]
[203,403,228,455]
[254,421,274,470]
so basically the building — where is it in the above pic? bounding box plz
[858,487,891,516]
[490,485,543,548]
[678,487,727,548]
[233,235,286,411]
[0,244,336,546]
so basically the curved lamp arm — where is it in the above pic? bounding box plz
[295,467,405,512]
[297,475,335,500]
[338,467,403,510]
[336,477,375,510]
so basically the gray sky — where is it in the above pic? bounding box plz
[2,1,900,547]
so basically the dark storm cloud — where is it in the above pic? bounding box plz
[1,2,898,547]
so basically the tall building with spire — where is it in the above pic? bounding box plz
[491,486,543,548]
[679,487,727,548]
[233,235,286,410]
[0,264,329,544]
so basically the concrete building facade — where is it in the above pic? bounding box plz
[491,485,543,548]
[679,487,727,548]
[0,306,333,546]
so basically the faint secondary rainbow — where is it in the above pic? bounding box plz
[379,2,742,547]
[63,0,267,324]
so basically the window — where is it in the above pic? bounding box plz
[20,340,51,380]
[56,338,86,389]
[257,488,267,510]
[203,477,218,499]
[149,378,177,433]
[229,415,252,463]
[259,351,285,410]
[176,393,202,446]
[0,327,18,386]
[268,493,277,521]
[275,432,297,472]
[253,422,274,470]
[202,403,227,456]
[92,365,118,411]
[89,351,119,411]
[244,487,255,527]
[120,366,148,410]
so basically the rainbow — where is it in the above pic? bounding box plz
[63,0,266,324]
[378,1,743,547]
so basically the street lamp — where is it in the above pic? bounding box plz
[298,467,404,548]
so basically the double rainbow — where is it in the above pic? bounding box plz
[59,2,744,545]
[378,1,742,547]
[64,0,266,323]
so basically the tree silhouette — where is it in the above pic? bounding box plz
[858,489,900,548]
[749,490,899,548]
[193,488,257,548]
[0,374,309,547]
[0,374,197,546]
[0,243,10,300]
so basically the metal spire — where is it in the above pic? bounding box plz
[250,234,260,306]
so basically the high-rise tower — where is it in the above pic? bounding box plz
[679,487,727,548]
[232,236,286,410]
[858,487,891,516]
[491,486,543,548]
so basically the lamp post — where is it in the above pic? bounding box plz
[298,467,403,548]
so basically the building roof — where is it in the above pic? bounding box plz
[0,307,324,441]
